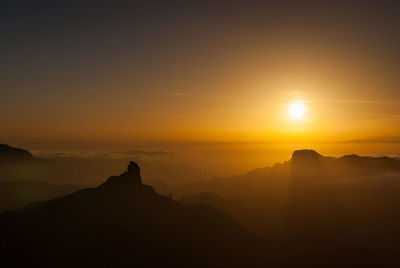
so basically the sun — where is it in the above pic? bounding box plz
[288,102,306,121]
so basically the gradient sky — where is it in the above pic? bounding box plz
[2,1,400,143]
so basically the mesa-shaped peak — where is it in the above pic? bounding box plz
[291,149,323,164]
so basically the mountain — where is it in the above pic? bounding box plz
[0,161,268,267]
[163,150,400,266]
[0,180,80,212]
[169,149,400,198]
[162,150,400,237]
[0,144,33,161]
[291,149,323,163]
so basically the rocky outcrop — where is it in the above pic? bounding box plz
[101,161,143,188]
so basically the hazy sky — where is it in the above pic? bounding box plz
[2,1,400,143]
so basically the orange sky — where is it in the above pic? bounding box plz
[2,2,400,144]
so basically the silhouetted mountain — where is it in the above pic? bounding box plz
[290,149,323,163]
[162,150,400,267]
[0,144,33,161]
[336,153,400,174]
[0,161,269,267]
[170,149,400,198]
[0,180,80,212]
[290,149,326,178]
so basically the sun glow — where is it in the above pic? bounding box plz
[288,102,306,121]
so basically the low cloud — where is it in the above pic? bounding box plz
[123,150,172,157]
[169,92,187,97]
[33,150,173,160]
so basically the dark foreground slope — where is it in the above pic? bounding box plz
[0,162,268,267]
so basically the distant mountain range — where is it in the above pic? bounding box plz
[168,149,400,198]
[171,150,400,266]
